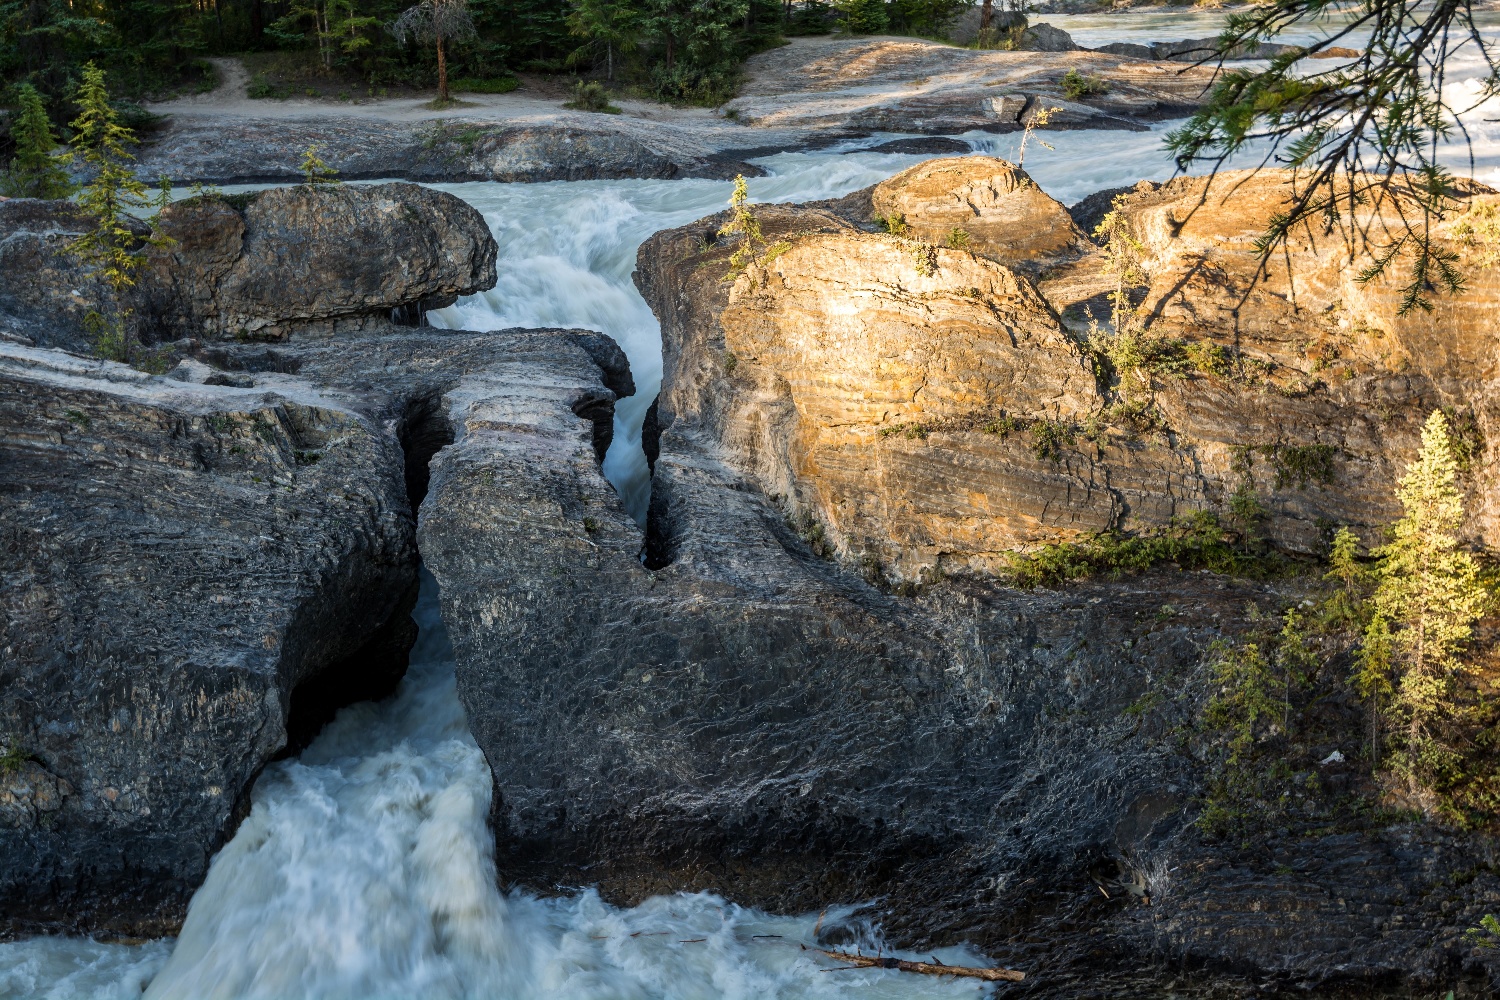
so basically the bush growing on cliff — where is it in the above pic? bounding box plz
[2,84,73,199]
[1001,510,1290,589]
[300,144,341,185]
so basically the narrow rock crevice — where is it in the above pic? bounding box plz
[400,392,457,515]
[275,391,456,760]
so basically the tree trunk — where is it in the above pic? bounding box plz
[665,34,675,71]
[980,0,993,34]
[436,31,449,101]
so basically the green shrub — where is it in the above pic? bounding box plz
[1060,68,1110,99]
[564,80,622,113]
[1001,510,1291,589]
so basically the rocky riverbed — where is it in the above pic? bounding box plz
[4,111,1500,997]
[129,27,1225,185]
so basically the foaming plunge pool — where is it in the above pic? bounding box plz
[0,573,995,1000]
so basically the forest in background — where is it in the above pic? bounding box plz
[0,0,984,135]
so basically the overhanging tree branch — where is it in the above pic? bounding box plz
[1166,0,1497,313]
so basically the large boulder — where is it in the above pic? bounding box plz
[868,156,1091,271]
[0,182,498,353]
[410,309,1248,970]
[0,342,417,936]
[413,268,1500,993]
[633,163,1500,582]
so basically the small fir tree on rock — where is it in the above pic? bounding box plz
[1368,410,1491,796]
[61,63,171,364]
[300,144,341,186]
[3,84,74,199]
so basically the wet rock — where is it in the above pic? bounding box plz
[852,136,973,156]
[0,342,417,936]
[134,116,762,186]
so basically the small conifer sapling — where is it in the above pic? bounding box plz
[62,64,172,364]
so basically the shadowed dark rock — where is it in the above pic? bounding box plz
[0,343,417,936]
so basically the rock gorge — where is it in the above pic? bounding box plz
[1,158,1497,994]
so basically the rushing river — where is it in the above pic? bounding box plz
[6,12,1500,998]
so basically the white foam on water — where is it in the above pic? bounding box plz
[3,575,995,1000]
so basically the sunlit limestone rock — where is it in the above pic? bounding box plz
[0,343,416,936]
[869,156,1090,270]
[0,182,497,354]
[635,160,1500,583]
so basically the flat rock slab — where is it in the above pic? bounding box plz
[730,36,1216,133]
[134,116,771,186]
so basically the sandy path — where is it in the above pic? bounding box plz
[147,56,727,130]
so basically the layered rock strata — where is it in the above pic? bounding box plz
[635,158,1500,582]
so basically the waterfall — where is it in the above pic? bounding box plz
[8,29,1500,988]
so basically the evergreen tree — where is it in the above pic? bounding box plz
[62,63,162,363]
[2,84,74,199]
[1369,410,1492,793]
[300,143,341,185]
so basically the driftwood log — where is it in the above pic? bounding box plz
[805,945,1026,982]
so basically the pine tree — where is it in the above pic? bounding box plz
[2,84,74,199]
[61,63,163,363]
[1369,410,1492,793]
[300,144,340,186]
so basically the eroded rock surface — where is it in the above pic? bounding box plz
[0,343,416,935]
[133,117,764,187]
[635,158,1500,581]
[418,295,1500,995]
[730,37,1216,133]
[0,183,496,353]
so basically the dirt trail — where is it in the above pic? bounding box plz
[147,56,717,127]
